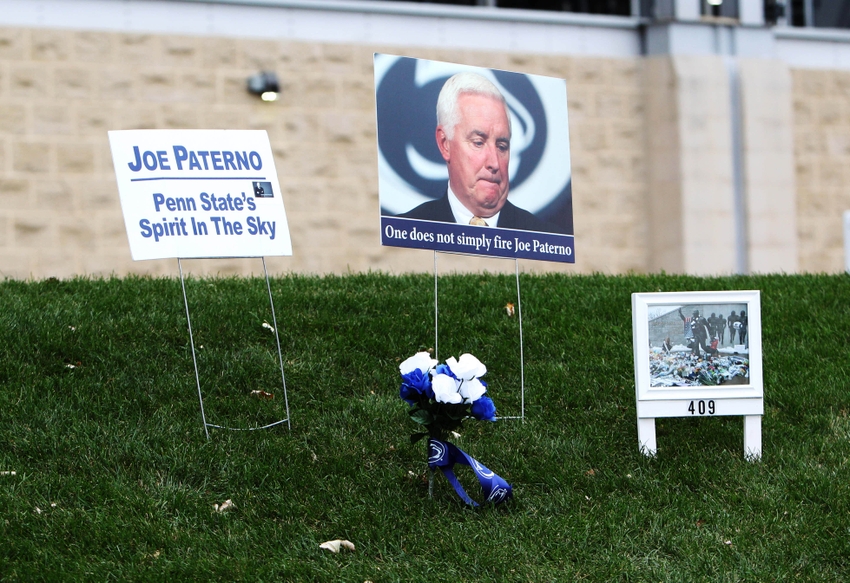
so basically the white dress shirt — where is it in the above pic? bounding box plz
[447,183,501,227]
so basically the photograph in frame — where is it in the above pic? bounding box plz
[632,291,763,403]
[374,54,575,263]
[647,302,750,387]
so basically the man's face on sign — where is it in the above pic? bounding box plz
[437,92,511,219]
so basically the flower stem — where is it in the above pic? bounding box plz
[426,433,443,500]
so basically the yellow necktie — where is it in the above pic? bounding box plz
[470,216,488,226]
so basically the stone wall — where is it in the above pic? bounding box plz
[0,26,647,278]
[792,68,850,273]
[1,24,846,279]
[644,55,739,275]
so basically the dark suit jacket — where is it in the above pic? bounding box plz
[399,194,554,233]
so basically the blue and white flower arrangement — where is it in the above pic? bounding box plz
[398,351,512,506]
[399,351,496,443]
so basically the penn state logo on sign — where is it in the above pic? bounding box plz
[375,54,573,236]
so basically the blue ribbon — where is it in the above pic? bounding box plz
[428,439,513,506]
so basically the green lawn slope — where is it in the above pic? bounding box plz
[1,273,849,581]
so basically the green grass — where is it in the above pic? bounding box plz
[1,272,849,581]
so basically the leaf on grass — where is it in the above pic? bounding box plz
[250,390,274,400]
[505,303,515,317]
[724,540,732,546]
[585,469,596,476]
[451,431,461,439]
[319,539,355,553]
[214,499,235,513]
[262,321,275,333]
[696,519,706,527]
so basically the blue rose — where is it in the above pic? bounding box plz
[435,363,458,379]
[400,368,433,404]
[398,383,417,405]
[470,395,497,421]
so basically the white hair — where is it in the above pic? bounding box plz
[436,72,511,139]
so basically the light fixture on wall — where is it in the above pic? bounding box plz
[247,71,280,102]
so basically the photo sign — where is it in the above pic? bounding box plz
[632,291,764,458]
[374,54,574,263]
[108,129,292,260]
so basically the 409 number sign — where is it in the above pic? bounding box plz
[688,400,716,415]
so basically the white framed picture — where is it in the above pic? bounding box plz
[632,290,763,405]
[631,290,764,459]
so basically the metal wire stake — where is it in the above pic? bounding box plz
[515,258,525,420]
[263,256,291,431]
[179,257,290,436]
[179,258,210,440]
[431,252,526,421]
[434,249,439,361]
[499,258,526,421]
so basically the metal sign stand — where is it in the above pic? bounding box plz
[178,257,291,440]
[433,250,525,420]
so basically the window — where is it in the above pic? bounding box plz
[701,0,738,19]
[374,0,634,15]
[787,0,850,28]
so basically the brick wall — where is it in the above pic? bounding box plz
[0,26,648,278]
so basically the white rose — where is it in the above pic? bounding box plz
[446,353,487,381]
[458,377,487,404]
[399,352,437,376]
[431,373,462,404]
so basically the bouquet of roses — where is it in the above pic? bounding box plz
[399,351,496,443]
[398,351,511,505]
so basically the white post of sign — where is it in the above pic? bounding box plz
[637,418,657,456]
[109,129,294,437]
[632,291,763,461]
[744,415,762,461]
[636,402,763,460]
